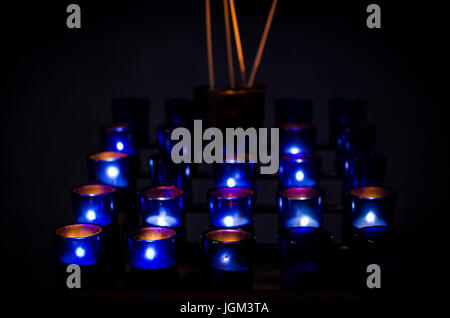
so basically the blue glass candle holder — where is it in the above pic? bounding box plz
[139,186,186,228]
[71,184,117,226]
[128,227,177,270]
[202,229,254,272]
[353,226,405,288]
[53,224,103,266]
[347,186,395,229]
[111,97,150,147]
[329,98,367,145]
[213,157,255,188]
[278,227,332,289]
[274,98,313,125]
[279,123,316,155]
[209,187,254,228]
[100,123,136,155]
[88,151,131,188]
[157,124,191,159]
[336,123,376,172]
[279,153,320,188]
[343,153,386,191]
[148,154,191,191]
[278,187,323,229]
[157,124,174,157]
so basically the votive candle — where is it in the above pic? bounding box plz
[278,187,323,229]
[346,186,395,229]
[209,187,254,228]
[128,227,177,270]
[279,123,316,155]
[139,185,186,228]
[279,153,320,188]
[53,224,103,266]
[100,123,136,155]
[202,229,254,272]
[88,151,130,188]
[71,184,117,226]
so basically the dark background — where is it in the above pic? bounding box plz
[1,0,449,297]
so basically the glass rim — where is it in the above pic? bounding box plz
[54,224,103,239]
[278,187,321,200]
[72,183,116,196]
[140,185,185,201]
[279,123,316,131]
[348,186,394,199]
[102,123,130,132]
[204,229,253,244]
[88,151,128,162]
[210,187,254,199]
[129,227,176,242]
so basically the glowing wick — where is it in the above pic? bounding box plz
[75,247,86,258]
[157,214,169,227]
[295,170,305,182]
[365,211,376,224]
[288,146,301,155]
[223,216,234,227]
[145,247,156,260]
[86,209,96,221]
[300,216,309,227]
[107,166,119,178]
[221,255,230,264]
[226,178,236,187]
[116,141,124,151]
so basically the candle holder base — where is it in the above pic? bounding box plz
[207,268,253,291]
[128,266,179,290]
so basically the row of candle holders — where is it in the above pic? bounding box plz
[52,96,402,290]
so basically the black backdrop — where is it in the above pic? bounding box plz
[1,0,449,297]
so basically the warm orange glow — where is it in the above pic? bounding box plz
[102,123,129,132]
[279,123,315,131]
[210,187,254,199]
[132,227,176,241]
[141,186,184,200]
[55,224,102,238]
[206,229,252,242]
[88,151,128,162]
[216,88,264,96]
[279,187,320,199]
[73,184,116,196]
[349,186,393,199]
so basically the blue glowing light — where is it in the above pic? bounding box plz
[295,170,305,182]
[107,166,119,178]
[223,216,234,227]
[365,211,376,224]
[86,209,96,221]
[145,213,179,227]
[226,178,236,187]
[220,254,230,264]
[300,216,309,226]
[288,146,301,155]
[285,215,320,228]
[185,166,190,177]
[75,247,86,258]
[352,210,387,228]
[116,141,124,151]
[145,247,156,260]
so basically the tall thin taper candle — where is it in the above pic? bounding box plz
[206,0,215,89]
[229,0,246,85]
[248,0,278,87]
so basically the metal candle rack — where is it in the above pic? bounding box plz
[54,97,405,297]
